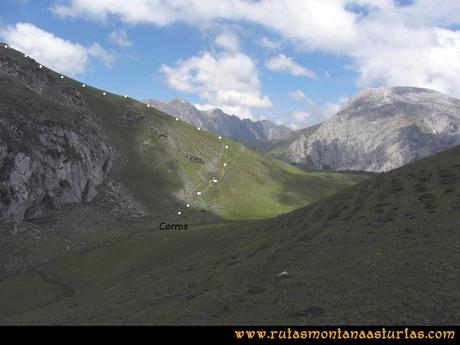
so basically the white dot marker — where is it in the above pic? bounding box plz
[186,204,190,208]
[218,136,222,140]
[4,45,8,48]
[197,127,201,131]
[24,54,28,58]
[178,211,182,215]
[60,75,64,79]
[196,191,202,196]
[147,104,151,108]
[212,178,218,183]
[225,145,229,149]
[82,84,86,88]
[39,65,43,69]
[224,163,227,167]
[124,95,127,98]
[103,92,107,96]
[175,118,179,121]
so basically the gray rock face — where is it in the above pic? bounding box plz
[146,98,291,142]
[0,53,114,221]
[285,87,460,172]
[0,116,113,221]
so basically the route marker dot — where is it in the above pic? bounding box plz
[4,45,8,48]
[176,118,179,121]
[212,178,218,183]
[196,191,202,196]
[124,95,128,98]
[60,75,64,79]
[218,136,222,140]
[82,84,86,88]
[178,211,182,215]
[225,145,229,149]
[103,92,107,96]
[24,54,28,58]
[186,204,190,208]
[39,65,43,69]
[224,163,227,167]
[197,127,201,131]
[147,104,151,108]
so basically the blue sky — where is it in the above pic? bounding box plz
[1,0,459,129]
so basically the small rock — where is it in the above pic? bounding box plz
[278,270,289,277]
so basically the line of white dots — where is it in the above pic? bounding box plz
[2,44,232,218]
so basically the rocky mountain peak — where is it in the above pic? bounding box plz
[283,86,460,172]
[145,98,291,141]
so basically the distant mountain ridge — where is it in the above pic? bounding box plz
[266,87,460,172]
[145,98,291,142]
[0,43,356,222]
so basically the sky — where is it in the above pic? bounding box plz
[1,0,460,130]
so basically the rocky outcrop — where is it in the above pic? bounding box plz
[0,114,113,221]
[0,52,114,221]
[146,98,291,142]
[0,56,89,113]
[184,153,205,165]
[285,87,460,172]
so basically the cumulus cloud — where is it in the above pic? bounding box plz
[319,96,349,119]
[352,24,460,97]
[290,90,314,105]
[51,0,358,52]
[258,36,281,50]
[109,29,131,47]
[288,95,349,128]
[0,22,88,75]
[214,31,240,52]
[87,42,115,67]
[160,37,272,119]
[0,22,114,75]
[292,111,310,121]
[50,0,460,98]
[266,54,316,78]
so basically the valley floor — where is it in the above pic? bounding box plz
[1,208,458,325]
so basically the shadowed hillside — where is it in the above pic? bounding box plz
[0,44,356,223]
[1,143,458,325]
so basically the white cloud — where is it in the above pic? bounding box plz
[319,96,349,119]
[214,31,239,52]
[292,111,311,121]
[160,45,272,119]
[266,54,316,78]
[286,110,311,130]
[194,103,216,111]
[290,90,314,105]
[0,22,114,75]
[258,36,281,50]
[352,24,460,97]
[51,0,460,97]
[109,29,131,47]
[0,22,88,75]
[87,42,115,67]
[51,0,358,52]
[287,123,300,130]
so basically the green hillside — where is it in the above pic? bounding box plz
[0,44,356,222]
[1,141,459,325]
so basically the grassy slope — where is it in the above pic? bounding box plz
[0,44,357,221]
[1,145,459,325]
[74,84,357,220]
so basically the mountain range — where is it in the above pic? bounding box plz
[0,44,356,224]
[1,44,459,325]
[2,129,459,325]
[260,87,460,172]
[145,98,291,143]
